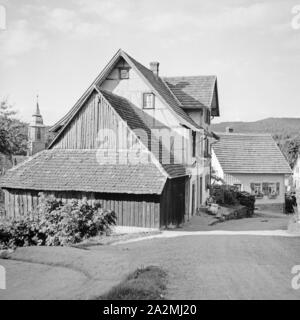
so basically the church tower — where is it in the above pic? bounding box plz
[28,96,46,156]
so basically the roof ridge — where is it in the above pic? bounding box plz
[50,49,201,134]
[122,52,201,130]
[215,132,273,136]
[164,75,217,79]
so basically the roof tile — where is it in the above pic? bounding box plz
[213,133,292,174]
[0,149,167,194]
[164,76,216,110]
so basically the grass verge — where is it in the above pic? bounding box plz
[74,231,161,248]
[98,266,167,300]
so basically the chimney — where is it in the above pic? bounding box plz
[226,127,234,133]
[150,62,159,76]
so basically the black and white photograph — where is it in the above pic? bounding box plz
[0,0,300,308]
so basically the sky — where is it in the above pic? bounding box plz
[0,0,300,125]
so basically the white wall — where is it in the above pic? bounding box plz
[293,157,300,189]
[101,64,180,129]
[224,173,285,204]
[211,149,224,180]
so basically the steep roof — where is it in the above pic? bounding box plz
[100,89,187,178]
[50,49,202,133]
[123,52,201,129]
[213,133,292,174]
[164,76,219,115]
[49,88,187,179]
[0,149,167,194]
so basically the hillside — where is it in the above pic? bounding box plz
[211,118,300,136]
[211,118,300,168]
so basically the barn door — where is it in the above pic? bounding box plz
[185,178,190,219]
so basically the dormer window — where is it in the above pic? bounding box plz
[143,93,155,109]
[119,68,129,79]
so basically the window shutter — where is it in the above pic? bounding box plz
[276,183,280,194]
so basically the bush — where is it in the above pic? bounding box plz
[211,185,238,206]
[210,185,255,216]
[0,217,46,249]
[0,196,117,249]
[236,191,255,216]
[285,193,296,214]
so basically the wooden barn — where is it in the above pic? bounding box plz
[0,49,219,228]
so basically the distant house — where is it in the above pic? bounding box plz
[212,131,292,212]
[0,49,220,227]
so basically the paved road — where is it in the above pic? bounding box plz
[2,233,299,300]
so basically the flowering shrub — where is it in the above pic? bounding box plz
[0,196,117,249]
[0,217,46,249]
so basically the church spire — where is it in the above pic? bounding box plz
[28,95,46,156]
[31,94,43,125]
[35,94,41,116]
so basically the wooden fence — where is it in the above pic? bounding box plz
[2,189,161,228]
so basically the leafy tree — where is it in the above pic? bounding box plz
[0,99,28,155]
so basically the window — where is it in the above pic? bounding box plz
[204,138,210,158]
[119,68,129,79]
[143,93,155,109]
[262,182,280,198]
[170,136,175,164]
[250,183,263,198]
[234,184,241,191]
[205,109,211,124]
[192,131,196,157]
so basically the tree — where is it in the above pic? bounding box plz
[0,99,28,155]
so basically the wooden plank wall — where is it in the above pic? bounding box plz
[3,189,161,229]
[54,92,143,150]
